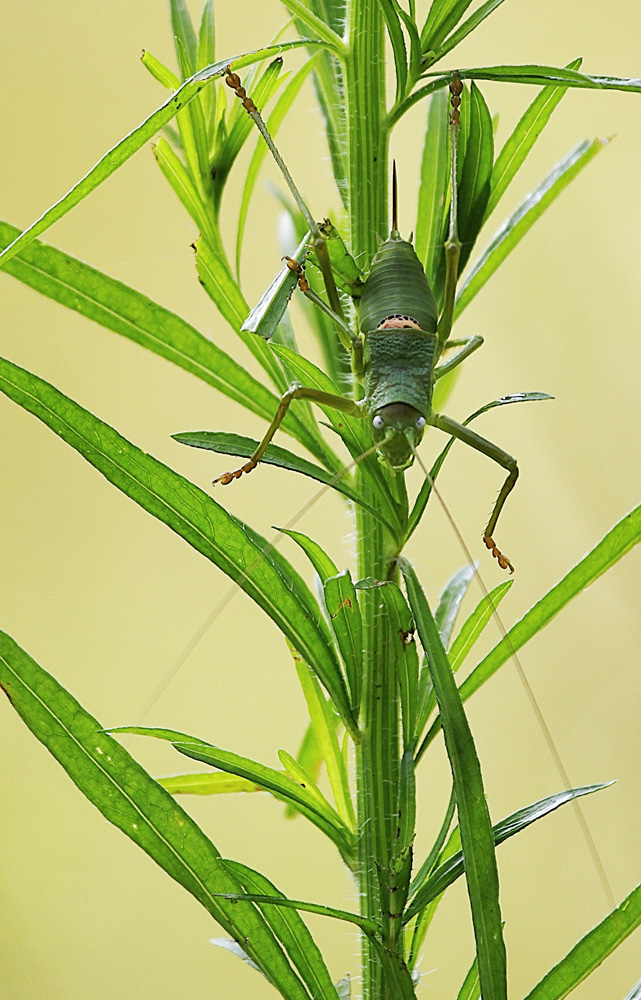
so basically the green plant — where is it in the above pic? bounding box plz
[2,2,641,998]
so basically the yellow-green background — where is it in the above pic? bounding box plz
[1,2,640,997]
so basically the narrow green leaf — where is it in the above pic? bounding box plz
[211,891,375,933]
[380,582,419,752]
[435,563,476,648]
[279,528,339,582]
[141,49,180,89]
[170,0,198,73]
[456,139,607,317]
[0,41,321,269]
[158,772,268,795]
[434,0,507,63]
[172,430,384,522]
[406,783,611,920]
[284,721,323,819]
[409,788,456,896]
[153,136,218,244]
[456,957,480,1000]
[236,59,318,273]
[378,0,408,105]
[485,59,583,221]
[226,861,341,1000]
[422,0,474,52]
[457,64,641,92]
[112,726,355,858]
[460,503,641,706]
[278,0,346,53]
[324,570,362,711]
[448,580,513,674]
[279,748,341,819]
[0,631,311,998]
[458,82,494,271]
[0,357,356,736]
[400,558,507,1000]
[241,234,308,340]
[293,659,355,830]
[196,0,217,131]
[415,88,449,292]
[623,978,641,1000]
[523,883,641,1000]
[0,221,281,424]
[174,35,211,183]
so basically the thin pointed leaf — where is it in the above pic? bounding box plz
[380,582,419,752]
[141,50,180,89]
[523,882,641,1000]
[0,221,282,425]
[284,721,323,819]
[458,135,606,312]
[210,892,375,932]
[406,783,611,920]
[174,35,211,182]
[422,0,474,52]
[210,938,263,975]
[278,0,346,53]
[170,0,198,73]
[241,234,309,340]
[0,357,357,736]
[0,41,322,270]
[324,570,362,711]
[415,88,449,292]
[484,58,583,221]
[196,0,216,130]
[0,632,311,998]
[421,503,641,751]
[435,562,476,648]
[456,958,480,1000]
[112,726,355,858]
[225,861,341,1000]
[378,0,408,105]
[458,82,493,271]
[236,59,319,274]
[448,580,513,673]
[171,430,384,522]
[153,136,218,244]
[158,772,269,794]
[400,558,507,1000]
[434,0,507,63]
[279,748,337,816]
[293,658,355,829]
[279,528,339,582]
[457,64,641,93]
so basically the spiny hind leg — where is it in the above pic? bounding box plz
[430,411,519,572]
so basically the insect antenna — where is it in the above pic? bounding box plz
[408,440,616,909]
[135,440,381,723]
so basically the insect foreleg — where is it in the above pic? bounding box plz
[434,335,484,380]
[213,383,364,485]
[429,411,518,572]
[283,256,356,353]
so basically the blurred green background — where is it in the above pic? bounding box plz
[1,2,640,998]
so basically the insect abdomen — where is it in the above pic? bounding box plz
[359,232,438,335]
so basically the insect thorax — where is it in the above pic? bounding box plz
[363,328,436,417]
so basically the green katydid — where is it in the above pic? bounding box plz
[215,69,524,572]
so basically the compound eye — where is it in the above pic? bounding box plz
[372,414,385,430]
[415,415,426,430]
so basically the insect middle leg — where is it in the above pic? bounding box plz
[430,411,518,572]
[213,384,363,485]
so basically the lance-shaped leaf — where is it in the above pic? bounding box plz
[435,562,476,648]
[455,957,480,1000]
[112,726,356,860]
[419,503,641,753]
[0,221,282,424]
[380,582,419,752]
[225,861,341,1000]
[159,772,269,795]
[400,558,507,1000]
[172,430,388,526]
[447,580,512,674]
[241,233,309,340]
[0,631,312,999]
[324,570,362,713]
[422,0,475,52]
[484,58,583,222]
[170,0,198,72]
[523,882,641,1000]
[406,783,611,919]
[457,81,494,271]
[433,0,507,63]
[378,0,408,106]
[456,63,641,92]
[0,357,357,737]
[456,139,607,317]
[415,87,450,296]
[279,528,340,583]
[0,41,322,269]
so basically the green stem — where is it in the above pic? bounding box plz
[343,3,411,996]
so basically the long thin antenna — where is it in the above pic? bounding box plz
[408,442,616,909]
